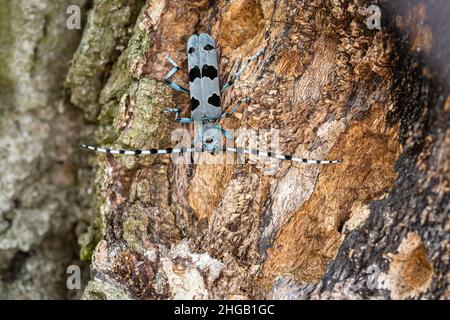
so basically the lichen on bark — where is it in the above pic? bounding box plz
[0,0,91,299]
[66,0,146,121]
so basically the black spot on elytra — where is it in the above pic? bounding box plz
[191,97,200,110]
[188,47,195,54]
[202,65,218,80]
[203,44,214,51]
[189,66,201,82]
[284,155,292,160]
[207,93,220,108]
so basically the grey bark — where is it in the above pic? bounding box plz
[0,0,91,299]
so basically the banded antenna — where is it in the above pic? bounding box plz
[80,144,342,164]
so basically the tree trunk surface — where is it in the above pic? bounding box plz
[1,0,448,300]
[0,0,91,299]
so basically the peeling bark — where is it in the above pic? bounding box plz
[63,0,449,300]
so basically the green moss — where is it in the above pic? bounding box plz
[97,6,153,108]
[115,79,173,169]
[75,1,151,261]
[78,216,104,261]
[94,3,152,144]
[123,213,145,254]
[117,80,167,144]
[82,279,132,300]
[65,0,147,120]
[79,162,115,262]
[77,0,174,262]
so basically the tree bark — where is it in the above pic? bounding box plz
[0,0,91,299]
[3,0,447,300]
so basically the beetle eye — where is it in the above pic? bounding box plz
[203,44,214,51]
[188,47,195,54]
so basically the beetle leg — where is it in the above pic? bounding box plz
[163,54,190,94]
